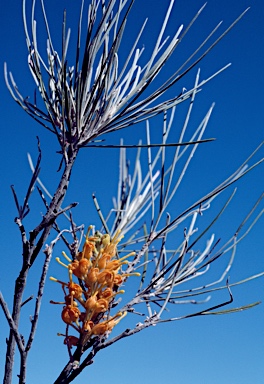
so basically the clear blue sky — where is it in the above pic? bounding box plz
[0,0,263,383]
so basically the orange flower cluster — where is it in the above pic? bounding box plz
[50,227,139,348]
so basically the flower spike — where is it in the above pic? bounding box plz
[50,226,139,349]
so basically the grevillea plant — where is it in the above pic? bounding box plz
[0,0,263,383]
[50,229,137,347]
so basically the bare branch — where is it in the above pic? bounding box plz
[0,292,25,354]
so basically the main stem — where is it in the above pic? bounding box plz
[3,146,79,384]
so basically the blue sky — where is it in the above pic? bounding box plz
[0,0,263,383]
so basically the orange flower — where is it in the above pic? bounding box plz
[83,239,96,259]
[79,258,90,275]
[98,287,113,300]
[84,295,98,311]
[85,295,109,315]
[61,305,81,324]
[93,298,109,314]
[63,335,79,348]
[69,258,90,279]
[103,244,117,258]
[91,311,127,335]
[68,282,83,299]
[97,270,115,285]
[91,322,108,335]
[97,254,111,269]
[85,267,99,285]
[104,259,123,272]
[83,320,94,332]
[113,274,123,286]
[68,260,82,278]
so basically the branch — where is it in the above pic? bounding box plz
[25,244,53,352]
[0,292,25,353]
